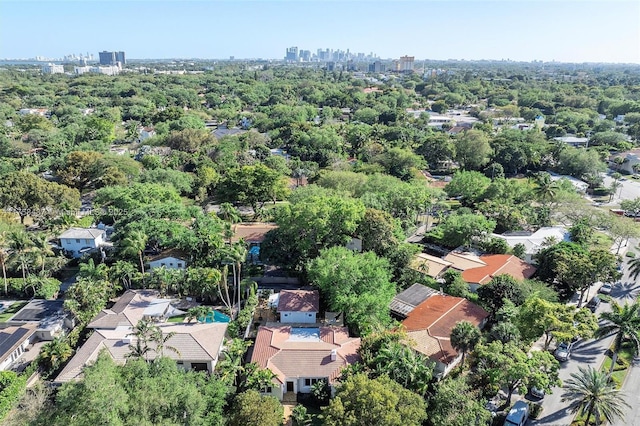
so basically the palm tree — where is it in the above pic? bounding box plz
[532,172,558,205]
[119,230,148,285]
[218,202,241,226]
[450,320,481,367]
[561,366,630,426]
[8,231,33,286]
[78,258,109,281]
[0,232,9,295]
[29,232,55,275]
[595,301,640,375]
[108,260,138,290]
[150,326,180,359]
[127,319,155,361]
[186,306,212,323]
[628,249,640,281]
[38,337,73,372]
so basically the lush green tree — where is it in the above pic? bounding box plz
[454,129,492,170]
[555,248,620,307]
[477,275,527,317]
[261,192,365,270]
[516,297,597,349]
[369,341,434,396]
[450,320,481,366]
[63,277,112,325]
[428,376,492,426]
[441,269,472,298]
[445,170,491,207]
[308,246,394,335]
[561,366,630,426]
[374,147,424,181]
[118,230,148,280]
[430,212,496,248]
[323,374,427,426]
[217,164,289,214]
[0,171,80,224]
[229,390,283,426]
[473,340,560,404]
[50,351,227,425]
[595,301,640,375]
[38,337,72,373]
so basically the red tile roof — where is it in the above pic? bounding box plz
[461,254,537,285]
[277,290,319,313]
[401,295,488,364]
[250,326,360,384]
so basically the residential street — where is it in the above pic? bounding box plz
[601,173,640,205]
[530,239,640,425]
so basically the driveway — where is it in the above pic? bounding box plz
[529,239,639,425]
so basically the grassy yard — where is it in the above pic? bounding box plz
[591,231,614,252]
[0,301,28,322]
[167,314,187,323]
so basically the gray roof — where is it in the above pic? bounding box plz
[58,228,105,240]
[390,284,438,317]
[0,324,37,364]
[54,322,227,384]
[10,299,64,322]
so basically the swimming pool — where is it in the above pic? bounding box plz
[199,310,231,323]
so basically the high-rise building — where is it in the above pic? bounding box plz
[42,63,64,74]
[99,50,126,65]
[398,55,415,73]
[299,50,311,62]
[285,47,298,62]
[368,61,385,73]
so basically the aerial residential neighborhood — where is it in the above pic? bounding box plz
[0,1,639,425]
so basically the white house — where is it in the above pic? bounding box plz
[277,290,319,324]
[138,127,156,142]
[492,226,570,264]
[58,228,106,258]
[148,250,188,270]
[0,324,37,371]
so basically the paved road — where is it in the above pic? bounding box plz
[602,173,640,204]
[530,239,640,425]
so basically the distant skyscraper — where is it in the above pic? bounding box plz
[398,55,415,72]
[285,46,298,62]
[99,50,125,65]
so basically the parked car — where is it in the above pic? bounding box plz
[554,342,571,362]
[503,400,529,426]
[529,386,545,400]
[599,283,613,295]
[586,296,601,312]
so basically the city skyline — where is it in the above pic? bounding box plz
[1,1,639,64]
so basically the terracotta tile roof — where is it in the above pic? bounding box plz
[277,290,319,313]
[231,223,278,243]
[461,254,537,285]
[401,295,488,365]
[250,326,360,384]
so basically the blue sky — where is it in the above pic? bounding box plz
[1,0,639,63]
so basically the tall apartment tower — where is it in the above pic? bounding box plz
[285,47,299,62]
[99,51,126,65]
[398,55,415,72]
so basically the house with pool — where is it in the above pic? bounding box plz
[54,290,228,384]
[250,325,361,401]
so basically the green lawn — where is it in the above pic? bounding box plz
[0,301,28,322]
[167,314,187,323]
[591,232,614,252]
